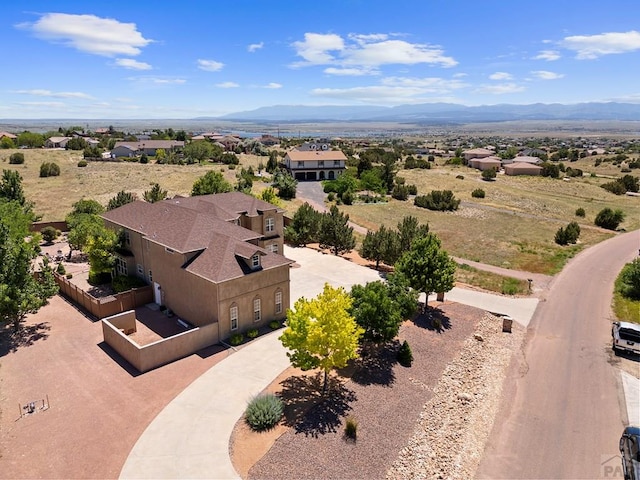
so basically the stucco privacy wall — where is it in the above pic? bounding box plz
[102,312,220,372]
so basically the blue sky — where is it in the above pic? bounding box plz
[2,0,640,119]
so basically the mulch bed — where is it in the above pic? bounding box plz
[248,302,482,480]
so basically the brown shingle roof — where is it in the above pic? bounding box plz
[170,192,282,217]
[113,140,184,150]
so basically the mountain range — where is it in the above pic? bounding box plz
[205,102,640,123]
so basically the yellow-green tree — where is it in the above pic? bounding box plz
[280,283,363,394]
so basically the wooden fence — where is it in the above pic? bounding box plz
[54,273,153,319]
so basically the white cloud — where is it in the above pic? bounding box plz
[530,70,564,80]
[562,30,640,59]
[216,82,239,88]
[17,13,152,57]
[152,78,186,84]
[18,101,66,107]
[311,76,466,104]
[248,42,264,52]
[292,33,345,65]
[14,89,93,99]
[533,49,561,61]
[475,83,526,94]
[292,32,457,71]
[263,83,282,89]
[115,58,152,70]
[197,59,224,71]
[323,67,375,76]
[489,72,513,80]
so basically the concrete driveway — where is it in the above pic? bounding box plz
[119,246,540,479]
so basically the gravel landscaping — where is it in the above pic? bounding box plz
[237,302,523,480]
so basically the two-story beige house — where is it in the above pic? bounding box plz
[284,142,347,181]
[101,192,292,341]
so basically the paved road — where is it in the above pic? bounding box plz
[477,229,640,479]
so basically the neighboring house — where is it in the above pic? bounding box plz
[504,162,543,176]
[284,142,347,181]
[219,135,241,151]
[501,155,542,166]
[101,192,292,343]
[469,156,502,171]
[45,136,71,148]
[111,140,184,158]
[259,134,279,146]
[463,147,494,161]
[0,131,17,141]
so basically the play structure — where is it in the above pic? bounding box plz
[19,396,50,418]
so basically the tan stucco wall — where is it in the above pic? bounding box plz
[217,266,290,340]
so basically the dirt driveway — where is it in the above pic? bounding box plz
[0,295,230,479]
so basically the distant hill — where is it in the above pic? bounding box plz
[204,102,640,123]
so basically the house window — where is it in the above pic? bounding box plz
[230,306,238,331]
[334,160,340,166]
[297,161,304,168]
[268,244,278,254]
[265,217,275,233]
[275,291,282,315]
[318,160,324,167]
[148,270,153,282]
[253,298,261,322]
[124,230,131,246]
[136,264,144,278]
[115,257,127,276]
[252,254,260,268]
[165,247,174,254]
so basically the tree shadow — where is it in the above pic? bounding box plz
[412,306,452,333]
[279,372,357,437]
[341,341,398,387]
[0,322,51,355]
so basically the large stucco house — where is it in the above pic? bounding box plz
[284,141,347,181]
[101,192,292,343]
[111,140,184,158]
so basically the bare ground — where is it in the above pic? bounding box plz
[230,303,521,480]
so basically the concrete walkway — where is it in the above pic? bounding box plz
[120,246,540,479]
[621,371,640,426]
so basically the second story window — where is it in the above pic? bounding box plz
[334,160,341,166]
[266,217,275,233]
[252,254,260,268]
[318,160,324,167]
[297,161,304,168]
[124,230,131,246]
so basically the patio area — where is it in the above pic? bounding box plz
[128,304,196,346]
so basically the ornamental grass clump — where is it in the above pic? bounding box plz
[244,393,284,431]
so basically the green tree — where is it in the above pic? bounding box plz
[359,169,385,193]
[86,225,117,282]
[385,271,419,320]
[618,258,640,300]
[395,233,456,305]
[1,137,15,149]
[594,207,625,230]
[540,162,560,178]
[107,190,136,210]
[143,183,168,203]
[0,214,57,331]
[155,148,166,163]
[9,152,24,164]
[235,168,253,194]
[183,140,214,162]
[481,167,497,181]
[279,283,363,394]
[397,215,429,253]
[359,225,398,270]
[0,170,27,207]
[191,171,233,196]
[66,137,87,150]
[272,170,297,199]
[40,226,59,244]
[284,202,322,246]
[259,186,282,207]
[318,205,356,255]
[16,132,44,148]
[39,162,60,177]
[266,151,279,173]
[67,213,105,255]
[68,199,105,217]
[379,153,398,193]
[350,281,403,346]
[414,190,460,211]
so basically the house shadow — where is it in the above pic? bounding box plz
[412,305,452,333]
[279,372,356,437]
[339,341,398,387]
[97,341,141,377]
[0,322,51,355]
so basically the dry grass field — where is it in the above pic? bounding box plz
[342,160,639,274]
[0,149,271,221]
[2,148,637,275]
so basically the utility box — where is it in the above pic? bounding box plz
[502,316,513,333]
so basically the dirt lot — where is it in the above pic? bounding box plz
[230,304,522,479]
[0,295,230,479]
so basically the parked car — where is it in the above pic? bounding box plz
[612,321,640,355]
[620,426,640,480]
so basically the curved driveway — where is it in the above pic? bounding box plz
[477,229,639,479]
